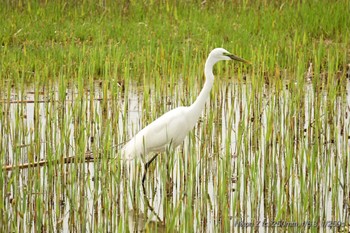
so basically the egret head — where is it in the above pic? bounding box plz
[209,48,251,64]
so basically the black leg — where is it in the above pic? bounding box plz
[141,153,163,223]
[142,153,159,187]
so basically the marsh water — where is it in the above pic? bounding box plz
[1,79,349,232]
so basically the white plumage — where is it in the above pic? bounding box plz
[121,48,249,162]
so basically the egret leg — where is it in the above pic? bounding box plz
[141,153,163,223]
[142,153,159,187]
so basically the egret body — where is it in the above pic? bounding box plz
[121,48,249,161]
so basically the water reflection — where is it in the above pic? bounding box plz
[1,79,349,232]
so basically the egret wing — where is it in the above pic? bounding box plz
[139,107,190,152]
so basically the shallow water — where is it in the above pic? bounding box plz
[1,79,349,232]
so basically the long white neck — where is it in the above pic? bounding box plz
[187,57,216,128]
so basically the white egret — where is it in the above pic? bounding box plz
[121,48,249,221]
[121,48,249,163]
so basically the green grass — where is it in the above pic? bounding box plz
[1,0,349,84]
[1,0,350,232]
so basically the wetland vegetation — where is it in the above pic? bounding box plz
[1,0,349,232]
